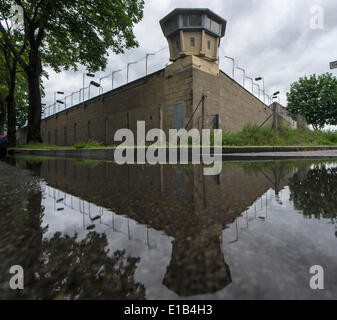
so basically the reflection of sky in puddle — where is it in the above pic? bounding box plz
[41,172,337,300]
[42,184,176,299]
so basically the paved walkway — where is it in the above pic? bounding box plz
[220,150,337,160]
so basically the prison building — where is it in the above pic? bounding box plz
[17,8,295,146]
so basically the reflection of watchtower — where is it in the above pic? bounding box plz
[160,8,227,76]
[163,225,232,296]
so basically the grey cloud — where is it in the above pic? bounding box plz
[43,0,337,108]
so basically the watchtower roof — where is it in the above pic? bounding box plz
[160,8,227,38]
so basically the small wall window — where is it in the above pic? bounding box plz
[64,126,67,145]
[207,40,211,50]
[105,118,108,145]
[190,37,195,48]
[74,123,77,142]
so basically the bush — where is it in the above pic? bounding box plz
[221,124,337,146]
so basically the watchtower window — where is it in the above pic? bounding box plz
[211,20,221,34]
[207,40,211,50]
[206,17,211,29]
[190,37,195,48]
[205,16,222,35]
[183,15,189,26]
[189,15,202,26]
[182,14,202,27]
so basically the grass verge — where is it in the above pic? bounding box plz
[221,125,337,146]
[12,126,337,149]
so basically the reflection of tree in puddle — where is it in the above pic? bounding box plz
[289,164,337,222]
[0,160,145,300]
[3,158,318,299]
[37,232,145,300]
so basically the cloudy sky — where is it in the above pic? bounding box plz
[43,0,337,110]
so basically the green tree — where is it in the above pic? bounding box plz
[0,0,144,143]
[0,86,6,133]
[286,73,337,129]
[289,164,337,222]
[0,26,29,146]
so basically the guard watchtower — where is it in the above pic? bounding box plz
[160,8,227,75]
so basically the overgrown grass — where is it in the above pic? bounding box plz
[13,126,337,150]
[74,139,104,149]
[221,125,337,146]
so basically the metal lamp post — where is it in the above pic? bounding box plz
[127,62,138,84]
[100,69,122,90]
[41,103,46,118]
[236,67,245,87]
[146,53,155,75]
[273,91,280,103]
[83,73,95,101]
[90,81,104,101]
[71,90,80,107]
[245,76,254,93]
[64,95,71,109]
[265,94,271,105]
[224,56,235,78]
[255,77,265,103]
[330,60,337,70]
[56,99,64,112]
[54,91,64,104]
[111,69,122,89]
[259,89,264,101]
[253,83,260,98]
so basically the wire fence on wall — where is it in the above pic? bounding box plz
[42,46,169,119]
[42,45,279,119]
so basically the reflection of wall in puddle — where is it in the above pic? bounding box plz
[32,159,293,296]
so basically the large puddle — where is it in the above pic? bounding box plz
[0,157,336,299]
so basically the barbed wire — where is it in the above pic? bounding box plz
[43,45,169,118]
[219,45,277,106]
[43,44,278,118]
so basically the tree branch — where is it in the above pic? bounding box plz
[32,0,44,23]
[0,22,28,71]
[36,27,45,47]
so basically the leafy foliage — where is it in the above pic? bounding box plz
[1,0,145,72]
[0,34,29,130]
[286,73,337,129]
[0,0,145,142]
[221,124,337,146]
[289,164,337,221]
